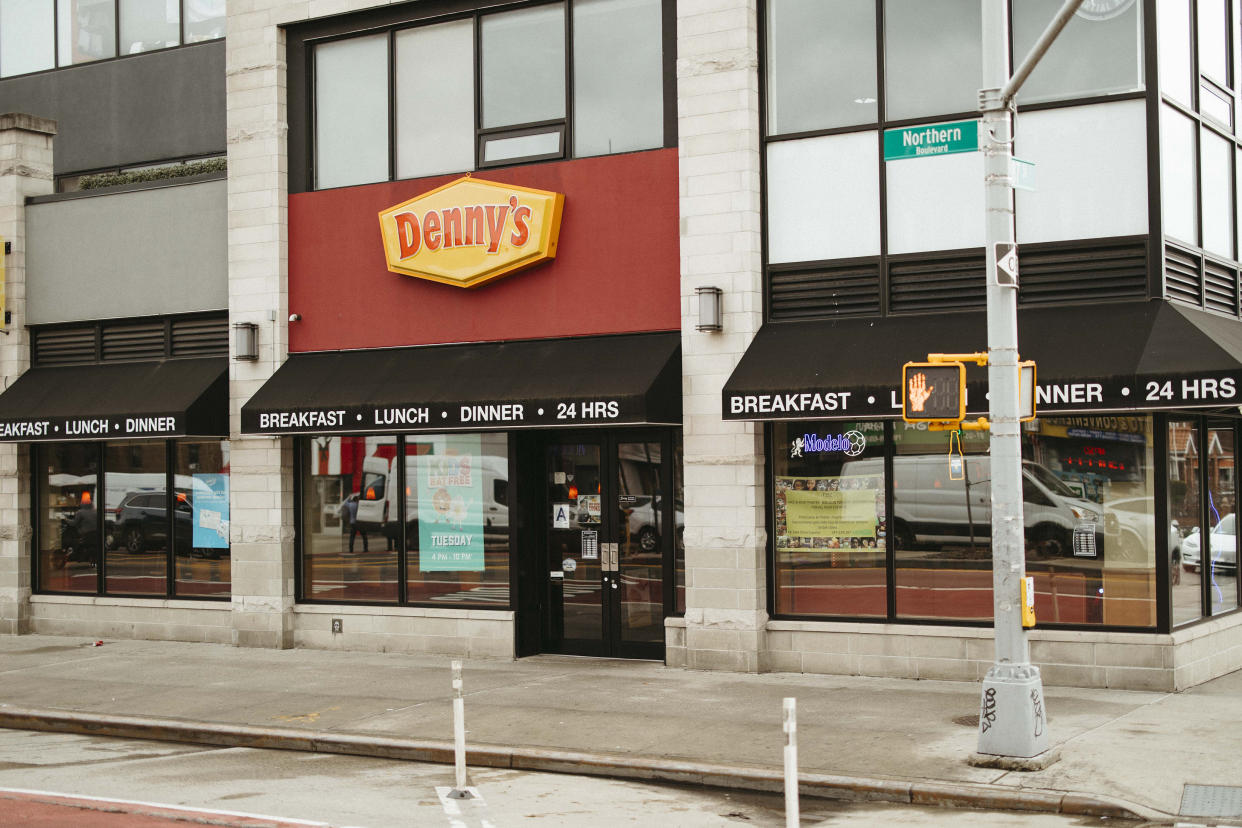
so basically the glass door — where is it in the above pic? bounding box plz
[542,431,673,658]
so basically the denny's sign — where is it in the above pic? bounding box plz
[378,177,564,289]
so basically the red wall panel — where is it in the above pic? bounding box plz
[288,149,680,352]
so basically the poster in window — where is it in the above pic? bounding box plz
[774,475,884,552]
[418,435,485,571]
[192,473,230,550]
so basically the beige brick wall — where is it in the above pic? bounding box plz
[294,605,515,657]
[29,595,232,644]
[0,114,56,636]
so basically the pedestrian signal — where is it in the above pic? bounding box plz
[902,362,965,422]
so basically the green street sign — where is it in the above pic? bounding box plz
[883,119,980,162]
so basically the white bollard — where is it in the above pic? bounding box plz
[448,659,473,799]
[784,697,799,828]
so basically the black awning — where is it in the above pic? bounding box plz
[0,358,228,441]
[241,332,681,435]
[723,301,1242,421]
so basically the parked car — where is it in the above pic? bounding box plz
[622,495,685,553]
[1181,513,1238,574]
[111,491,193,555]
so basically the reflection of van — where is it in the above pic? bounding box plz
[354,453,509,544]
[842,457,1116,557]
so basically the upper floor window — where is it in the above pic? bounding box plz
[0,0,224,78]
[309,0,670,191]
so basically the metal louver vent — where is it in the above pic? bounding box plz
[101,322,166,361]
[1165,245,1202,305]
[1017,239,1147,305]
[1204,259,1239,315]
[769,260,881,320]
[33,327,97,367]
[172,317,229,357]
[888,251,986,313]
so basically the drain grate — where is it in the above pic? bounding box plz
[1181,785,1242,818]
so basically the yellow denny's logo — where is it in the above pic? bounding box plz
[378,177,564,289]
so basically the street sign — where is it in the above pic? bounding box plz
[994,242,1019,286]
[883,119,980,162]
[901,362,965,422]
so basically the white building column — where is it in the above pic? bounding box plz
[0,114,56,636]
[673,0,768,671]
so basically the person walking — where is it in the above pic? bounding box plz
[342,495,368,554]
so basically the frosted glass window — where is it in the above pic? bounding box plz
[396,21,475,179]
[315,35,389,189]
[1,0,54,77]
[1201,128,1234,258]
[887,150,984,254]
[1200,83,1233,127]
[481,4,565,129]
[58,0,116,65]
[1016,101,1148,244]
[573,0,663,157]
[120,0,180,54]
[766,0,876,135]
[1013,0,1143,105]
[1236,146,1242,257]
[483,131,561,163]
[766,132,880,263]
[1198,0,1229,82]
[1161,107,1199,244]
[884,0,980,120]
[184,0,225,42]
[1158,0,1193,105]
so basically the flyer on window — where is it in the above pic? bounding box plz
[418,435,485,571]
[192,473,230,550]
[774,474,884,551]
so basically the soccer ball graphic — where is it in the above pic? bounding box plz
[843,430,866,457]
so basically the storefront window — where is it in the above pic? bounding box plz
[772,422,887,618]
[1169,420,1204,625]
[674,433,686,615]
[299,434,510,607]
[174,440,231,597]
[37,444,100,594]
[104,441,168,595]
[1206,426,1238,615]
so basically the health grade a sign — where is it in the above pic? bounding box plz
[378,177,564,289]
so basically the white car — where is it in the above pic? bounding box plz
[1104,497,1183,563]
[1182,513,1237,574]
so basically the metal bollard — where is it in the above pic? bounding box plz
[783,697,799,828]
[447,659,473,799]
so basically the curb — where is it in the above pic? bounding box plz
[0,707,1155,822]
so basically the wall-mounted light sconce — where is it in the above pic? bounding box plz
[695,286,723,332]
[233,322,259,361]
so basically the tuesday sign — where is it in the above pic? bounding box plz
[378,177,564,289]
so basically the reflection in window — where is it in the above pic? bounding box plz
[766,0,876,135]
[37,444,100,594]
[58,0,117,66]
[314,35,389,189]
[481,4,566,129]
[105,441,168,595]
[1206,427,1237,615]
[1012,0,1143,105]
[772,421,887,618]
[184,0,225,43]
[174,440,230,597]
[674,433,685,614]
[884,0,979,121]
[1,0,55,77]
[120,0,180,54]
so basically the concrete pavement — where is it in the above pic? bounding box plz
[1,634,1239,822]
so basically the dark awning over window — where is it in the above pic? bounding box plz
[241,332,681,435]
[723,301,1242,421]
[0,358,228,441]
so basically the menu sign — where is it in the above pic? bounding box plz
[0,414,182,442]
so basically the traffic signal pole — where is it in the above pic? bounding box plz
[974,0,1083,764]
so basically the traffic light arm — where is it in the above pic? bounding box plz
[927,352,988,366]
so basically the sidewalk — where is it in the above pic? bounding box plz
[2,635,1239,822]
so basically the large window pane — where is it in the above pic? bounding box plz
[573,0,663,157]
[1201,128,1234,258]
[481,4,565,129]
[772,422,887,618]
[37,444,99,594]
[1206,426,1237,615]
[396,20,475,179]
[1161,107,1199,244]
[1013,0,1143,105]
[315,35,389,189]
[1168,421,1203,625]
[1,0,55,77]
[175,440,230,597]
[766,0,876,134]
[184,0,225,43]
[58,0,117,65]
[105,441,168,596]
[301,436,399,602]
[884,0,979,120]
[406,433,510,606]
[120,0,179,55]
[1198,0,1229,82]
[1159,0,1193,105]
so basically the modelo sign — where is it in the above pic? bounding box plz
[378,177,564,289]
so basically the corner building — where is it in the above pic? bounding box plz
[3,0,1242,691]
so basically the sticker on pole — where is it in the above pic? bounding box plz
[994,243,1019,287]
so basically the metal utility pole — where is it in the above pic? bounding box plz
[975,0,1083,763]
